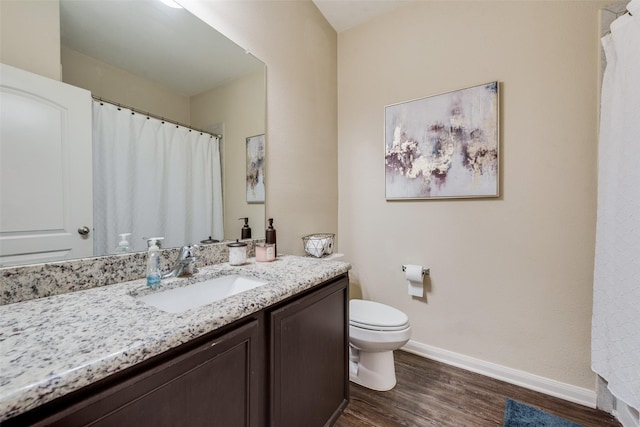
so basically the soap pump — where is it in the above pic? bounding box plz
[114,233,131,254]
[266,218,276,254]
[146,237,164,287]
[239,217,252,239]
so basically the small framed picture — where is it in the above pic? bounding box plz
[246,134,265,203]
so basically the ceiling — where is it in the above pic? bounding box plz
[312,0,409,33]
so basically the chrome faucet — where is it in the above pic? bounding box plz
[162,244,198,279]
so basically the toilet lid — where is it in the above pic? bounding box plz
[350,299,409,331]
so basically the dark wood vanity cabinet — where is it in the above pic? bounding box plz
[7,318,264,427]
[270,276,349,427]
[5,274,348,427]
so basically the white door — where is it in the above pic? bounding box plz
[0,63,93,266]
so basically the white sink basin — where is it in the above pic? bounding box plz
[137,275,269,314]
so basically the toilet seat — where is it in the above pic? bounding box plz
[350,299,409,331]
[350,320,409,332]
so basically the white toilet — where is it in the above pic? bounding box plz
[349,299,411,391]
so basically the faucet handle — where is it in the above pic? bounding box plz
[179,244,198,260]
[178,244,198,275]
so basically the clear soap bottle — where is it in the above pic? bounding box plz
[114,233,131,254]
[146,237,163,287]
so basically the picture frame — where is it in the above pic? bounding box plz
[246,134,265,203]
[384,81,500,200]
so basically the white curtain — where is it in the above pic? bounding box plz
[92,101,224,255]
[592,0,640,412]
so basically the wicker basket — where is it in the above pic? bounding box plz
[302,233,335,258]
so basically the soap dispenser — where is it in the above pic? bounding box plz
[266,218,276,255]
[114,233,131,254]
[239,217,252,239]
[146,237,164,287]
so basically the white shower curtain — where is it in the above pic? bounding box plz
[92,101,224,255]
[592,0,640,412]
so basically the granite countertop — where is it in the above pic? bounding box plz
[0,255,350,422]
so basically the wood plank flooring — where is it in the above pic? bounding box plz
[335,350,621,427]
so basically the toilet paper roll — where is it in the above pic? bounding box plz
[405,264,424,297]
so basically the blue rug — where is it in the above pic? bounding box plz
[503,399,583,427]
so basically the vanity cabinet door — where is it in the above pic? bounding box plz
[270,276,349,427]
[29,319,263,427]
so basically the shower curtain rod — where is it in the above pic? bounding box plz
[92,95,222,139]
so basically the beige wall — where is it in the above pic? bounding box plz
[190,70,266,240]
[338,1,606,391]
[61,46,190,124]
[0,0,61,80]
[182,0,338,255]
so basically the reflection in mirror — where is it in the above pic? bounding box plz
[91,100,225,255]
[0,1,266,266]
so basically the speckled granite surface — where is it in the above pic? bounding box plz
[0,255,349,422]
[0,240,259,305]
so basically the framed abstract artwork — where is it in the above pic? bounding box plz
[385,81,500,200]
[246,134,265,203]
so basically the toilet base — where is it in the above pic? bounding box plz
[349,348,398,391]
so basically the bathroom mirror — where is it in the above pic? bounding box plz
[0,0,266,267]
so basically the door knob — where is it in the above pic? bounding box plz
[78,226,91,236]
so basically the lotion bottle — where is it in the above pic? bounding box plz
[146,237,163,287]
[239,217,252,239]
[266,218,276,255]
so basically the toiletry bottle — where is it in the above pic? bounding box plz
[239,217,252,239]
[227,239,248,266]
[146,238,163,287]
[114,233,131,254]
[144,237,164,249]
[266,218,276,255]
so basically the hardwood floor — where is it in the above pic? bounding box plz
[335,350,621,427]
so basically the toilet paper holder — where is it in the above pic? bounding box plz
[402,265,430,276]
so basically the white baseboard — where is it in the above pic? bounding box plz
[402,340,597,408]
